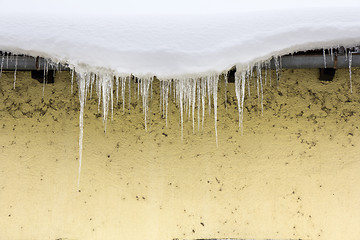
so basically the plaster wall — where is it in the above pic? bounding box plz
[0,69,360,240]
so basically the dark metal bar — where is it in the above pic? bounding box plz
[0,55,70,71]
[1,51,359,73]
[270,53,360,69]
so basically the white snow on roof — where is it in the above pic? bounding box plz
[1,1,360,77]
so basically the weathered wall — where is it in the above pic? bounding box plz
[0,68,360,240]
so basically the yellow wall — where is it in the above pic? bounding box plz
[0,69,360,240]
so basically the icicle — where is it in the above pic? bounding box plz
[212,75,219,146]
[121,77,126,113]
[110,76,114,121]
[240,72,246,134]
[191,78,196,133]
[140,77,152,130]
[256,63,260,99]
[268,61,272,87]
[178,79,184,140]
[77,72,86,188]
[187,79,192,119]
[256,63,263,115]
[349,50,353,93]
[165,80,170,126]
[159,80,163,115]
[264,61,268,86]
[207,76,211,115]
[101,74,114,130]
[224,72,228,109]
[274,56,281,88]
[235,70,246,135]
[247,64,251,97]
[162,80,166,117]
[197,78,201,130]
[71,68,74,94]
[42,59,46,95]
[323,48,327,68]
[0,55,4,78]
[89,73,95,100]
[201,77,206,129]
[13,56,18,89]
[128,76,131,110]
[345,48,348,61]
[116,76,119,104]
[95,74,101,112]
[330,48,334,62]
[6,54,9,68]
[137,77,140,100]
[150,79,153,100]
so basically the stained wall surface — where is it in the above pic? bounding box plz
[0,69,360,240]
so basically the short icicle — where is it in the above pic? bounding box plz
[0,55,4,78]
[349,50,353,93]
[13,56,17,89]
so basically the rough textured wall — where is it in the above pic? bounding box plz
[0,69,360,240]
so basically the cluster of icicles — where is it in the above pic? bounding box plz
[0,47,356,187]
[74,64,278,186]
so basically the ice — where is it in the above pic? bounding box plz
[160,79,171,126]
[246,65,251,97]
[137,78,140,101]
[197,78,201,130]
[0,54,4,78]
[13,56,17,89]
[128,76,131,110]
[71,69,74,94]
[140,77,152,130]
[212,75,219,145]
[274,56,281,88]
[157,75,219,141]
[42,60,46,95]
[345,48,348,60]
[349,50,353,93]
[175,79,184,139]
[264,60,270,86]
[121,77,126,113]
[256,62,264,114]
[30,51,358,186]
[235,69,247,135]
[77,72,86,187]
[201,77,206,129]
[224,72,228,109]
[323,48,327,68]
[191,78,196,133]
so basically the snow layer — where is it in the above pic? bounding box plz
[0,3,360,77]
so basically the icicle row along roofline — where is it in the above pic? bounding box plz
[1,45,359,188]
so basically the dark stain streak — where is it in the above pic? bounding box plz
[215,177,220,184]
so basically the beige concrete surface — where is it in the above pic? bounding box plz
[0,68,360,240]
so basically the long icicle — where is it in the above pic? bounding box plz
[213,75,219,146]
[77,72,85,188]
